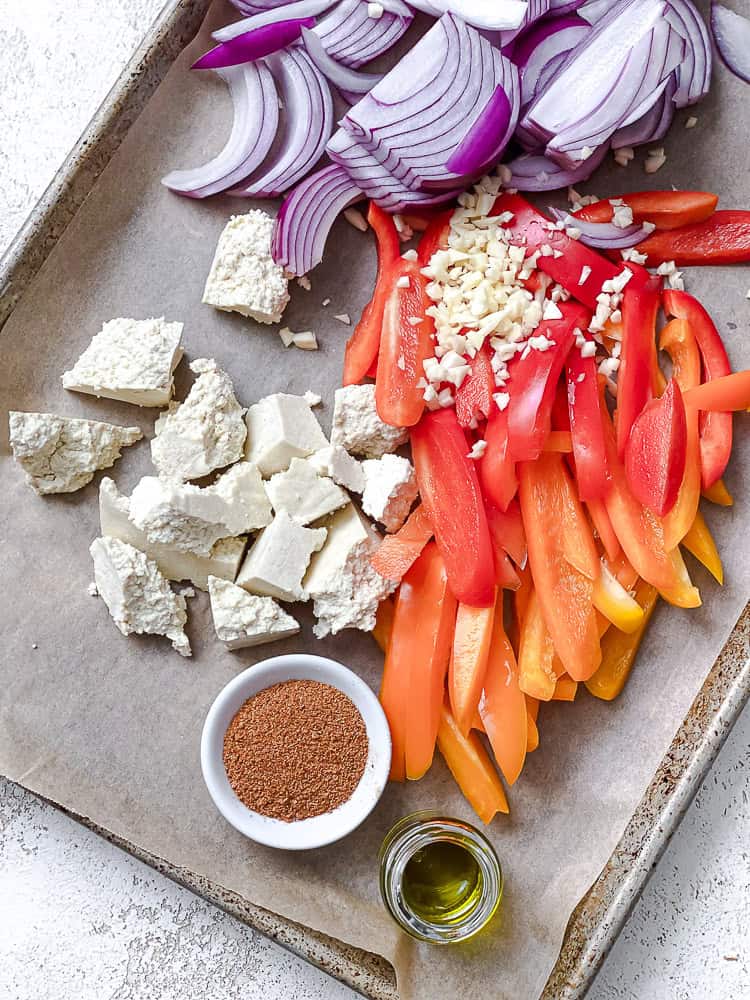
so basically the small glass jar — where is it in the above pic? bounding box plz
[378,811,503,944]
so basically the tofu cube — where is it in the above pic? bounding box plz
[208,577,300,649]
[309,444,365,494]
[235,512,327,602]
[330,384,408,458]
[265,457,349,525]
[361,454,418,532]
[245,392,328,477]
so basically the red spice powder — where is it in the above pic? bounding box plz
[223,679,369,822]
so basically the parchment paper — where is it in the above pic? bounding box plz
[1,3,748,997]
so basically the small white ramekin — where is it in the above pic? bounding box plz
[201,653,391,850]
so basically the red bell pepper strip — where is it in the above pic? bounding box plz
[343,203,400,386]
[662,290,733,489]
[417,208,453,266]
[411,409,496,607]
[494,192,620,310]
[634,211,750,266]
[616,278,661,458]
[683,371,750,411]
[370,504,433,582]
[566,344,610,501]
[506,302,589,461]
[375,260,434,427]
[542,430,573,452]
[479,405,518,512]
[483,496,526,567]
[624,379,688,517]
[455,341,495,428]
[484,501,522,590]
[574,191,718,230]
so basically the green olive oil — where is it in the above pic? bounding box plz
[401,840,483,925]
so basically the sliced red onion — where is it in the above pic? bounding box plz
[549,207,654,248]
[506,143,607,189]
[710,2,749,85]
[213,0,337,43]
[314,0,413,69]
[161,63,279,198]
[445,86,512,175]
[511,13,591,108]
[500,0,553,45]
[230,47,333,196]
[665,0,712,106]
[300,26,382,93]
[548,0,587,12]
[612,72,676,148]
[428,0,530,31]
[577,0,612,22]
[229,0,291,12]
[192,18,316,70]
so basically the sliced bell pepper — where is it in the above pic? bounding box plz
[411,409,496,607]
[416,208,453,266]
[566,345,610,501]
[617,278,661,458]
[634,211,750,266]
[526,694,539,722]
[703,478,733,506]
[508,562,532,656]
[663,290,733,489]
[682,510,723,585]
[519,453,602,681]
[455,341,495,428]
[370,504,433,582]
[526,713,540,753]
[372,596,395,653]
[517,588,559,701]
[624,379,688,517]
[436,701,509,822]
[551,675,578,701]
[449,594,496,737]
[574,191,718,230]
[592,560,645,634]
[479,602,527,786]
[585,580,659,701]
[683,370,750,412]
[379,542,457,782]
[494,192,620,310]
[479,405,518,512]
[484,496,526,568]
[587,498,620,562]
[375,261,434,427]
[487,529,522,590]
[542,430,573,452]
[659,319,702,549]
[343,203,401,386]
[507,303,590,461]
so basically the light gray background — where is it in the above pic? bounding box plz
[0,2,747,998]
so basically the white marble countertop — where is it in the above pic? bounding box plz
[1,2,748,997]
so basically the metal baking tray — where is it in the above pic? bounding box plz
[2,1,748,996]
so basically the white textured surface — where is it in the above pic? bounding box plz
[0,2,748,998]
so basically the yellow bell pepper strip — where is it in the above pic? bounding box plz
[702,478,734,506]
[518,588,562,700]
[372,596,395,653]
[436,702,509,823]
[370,504,433,582]
[683,370,750,412]
[592,560,645,633]
[449,594,497,737]
[659,319,702,549]
[586,497,621,562]
[616,277,661,458]
[519,453,602,681]
[479,600,527,786]
[551,675,578,701]
[682,511,724,585]
[624,378,688,516]
[585,580,660,701]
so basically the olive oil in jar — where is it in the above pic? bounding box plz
[401,840,482,924]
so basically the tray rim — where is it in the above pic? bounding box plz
[1,3,748,998]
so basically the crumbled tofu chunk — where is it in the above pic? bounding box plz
[8,411,142,495]
[208,576,300,649]
[361,454,418,533]
[235,512,326,601]
[99,478,246,591]
[330,384,408,458]
[202,211,289,324]
[90,536,190,656]
[304,504,397,638]
[245,392,328,476]
[129,463,271,556]
[292,330,318,350]
[265,457,349,525]
[151,358,246,482]
[62,317,183,407]
[309,444,365,493]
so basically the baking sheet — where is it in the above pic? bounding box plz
[1,2,749,997]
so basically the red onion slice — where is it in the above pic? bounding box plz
[300,26,382,93]
[445,86,512,175]
[500,0,553,45]
[549,208,654,248]
[429,0,530,30]
[664,0,711,106]
[314,0,413,69]
[192,18,316,70]
[548,0,587,12]
[710,1,750,85]
[213,1,337,43]
[612,71,676,148]
[506,144,607,189]
[161,63,279,198]
[511,13,591,109]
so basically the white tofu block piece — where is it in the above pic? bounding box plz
[90,536,191,657]
[208,576,300,649]
[265,457,348,526]
[244,392,328,477]
[361,454,418,533]
[304,503,397,638]
[330,384,408,458]
[202,211,290,324]
[99,478,246,591]
[129,462,271,556]
[8,411,142,495]
[151,358,246,481]
[235,512,326,602]
[61,317,183,407]
[309,444,365,494]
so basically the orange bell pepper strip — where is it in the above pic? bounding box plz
[472,710,486,733]
[484,498,522,590]
[617,278,661,458]
[551,675,578,701]
[478,600,527,786]
[485,497,526,568]
[375,261,434,427]
[517,588,560,700]
[370,505,433,582]
[379,543,457,781]
[702,478,733,506]
[372,596,395,653]
[587,498,620,562]
[574,191,718,230]
[449,595,497,737]
[585,580,659,701]
[479,405,518,512]
[682,511,723,585]
[592,560,644,633]
[343,203,401,385]
[526,713,540,752]
[633,211,750,266]
[683,370,750,412]
[437,702,509,823]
